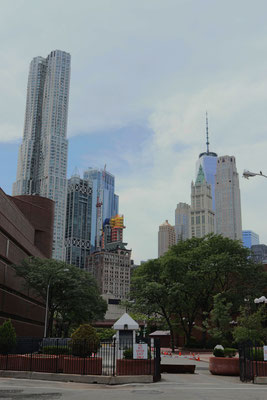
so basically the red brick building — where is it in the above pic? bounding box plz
[0,188,54,336]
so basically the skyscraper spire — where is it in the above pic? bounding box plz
[206,111,209,154]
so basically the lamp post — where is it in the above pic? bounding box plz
[254,296,267,304]
[44,268,69,338]
[243,170,267,179]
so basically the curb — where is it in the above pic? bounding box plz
[0,370,154,385]
[254,377,267,385]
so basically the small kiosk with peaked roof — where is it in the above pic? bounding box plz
[113,313,139,349]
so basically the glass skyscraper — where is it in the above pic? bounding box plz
[195,114,217,211]
[83,168,119,251]
[65,175,92,268]
[242,230,259,249]
[13,50,71,260]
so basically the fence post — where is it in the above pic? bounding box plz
[83,339,86,375]
[153,338,161,382]
[30,338,33,372]
[56,338,59,373]
[112,337,116,376]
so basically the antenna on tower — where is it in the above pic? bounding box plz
[206,111,210,154]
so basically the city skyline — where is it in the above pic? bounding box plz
[1,1,267,262]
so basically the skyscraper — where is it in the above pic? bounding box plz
[215,156,242,241]
[65,175,92,269]
[158,220,176,257]
[190,165,215,238]
[13,50,71,260]
[175,202,190,242]
[242,230,259,249]
[83,167,119,251]
[195,113,217,211]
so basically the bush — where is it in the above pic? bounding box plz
[42,345,70,355]
[213,348,224,357]
[0,320,16,354]
[97,328,116,340]
[123,347,133,359]
[246,348,264,361]
[71,324,99,357]
[224,348,237,358]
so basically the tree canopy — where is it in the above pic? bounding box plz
[13,257,107,337]
[130,234,267,348]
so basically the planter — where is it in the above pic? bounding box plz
[209,357,240,376]
[116,359,154,375]
[63,357,102,375]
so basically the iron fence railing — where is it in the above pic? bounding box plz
[239,341,267,382]
[0,337,161,380]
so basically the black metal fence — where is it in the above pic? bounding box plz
[0,337,161,380]
[239,341,267,382]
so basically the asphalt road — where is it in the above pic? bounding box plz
[0,365,265,400]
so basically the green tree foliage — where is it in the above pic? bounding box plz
[131,235,267,348]
[13,257,107,337]
[96,328,116,340]
[233,304,267,343]
[205,293,233,346]
[0,320,16,354]
[71,324,100,356]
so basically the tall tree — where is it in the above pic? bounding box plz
[13,257,107,337]
[131,235,267,347]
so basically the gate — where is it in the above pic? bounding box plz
[239,341,267,382]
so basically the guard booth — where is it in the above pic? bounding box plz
[113,313,139,349]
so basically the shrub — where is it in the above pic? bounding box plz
[97,328,116,340]
[0,320,16,354]
[42,345,70,355]
[224,348,237,358]
[123,348,133,359]
[213,348,224,357]
[71,324,99,357]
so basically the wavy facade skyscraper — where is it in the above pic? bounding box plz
[13,50,71,260]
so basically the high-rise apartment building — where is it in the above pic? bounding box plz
[215,156,242,241]
[13,50,71,260]
[158,220,176,257]
[175,202,190,242]
[65,175,92,269]
[195,113,217,211]
[83,168,119,251]
[190,165,215,238]
[242,230,260,249]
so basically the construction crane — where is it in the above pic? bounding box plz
[95,164,106,251]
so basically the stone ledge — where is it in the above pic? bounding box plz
[254,376,267,385]
[0,370,153,385]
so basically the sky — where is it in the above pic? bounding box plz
[1,0,267,263]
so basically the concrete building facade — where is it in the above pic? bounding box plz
[158,220,176,257]
[0,188,54,336]
[13,50,71,260]
[215,156,242,241]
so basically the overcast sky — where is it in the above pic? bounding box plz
[1,0,267,263]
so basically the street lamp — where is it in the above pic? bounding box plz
[243,170,267,179]
[44,268,69,338]
[254,296,267,304]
